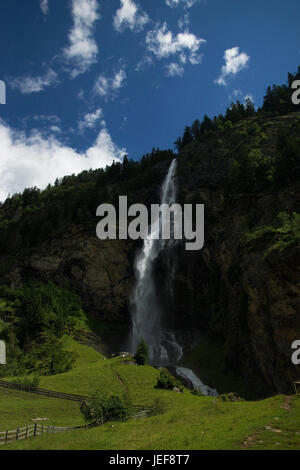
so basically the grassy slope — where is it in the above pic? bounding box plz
[1,339,300,450]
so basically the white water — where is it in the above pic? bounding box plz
[130,159,217,395]
[130,159,178,363]
[176,367,218,396]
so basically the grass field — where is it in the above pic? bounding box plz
[1,338,300,450]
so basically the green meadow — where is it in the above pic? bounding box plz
[1,338,300,450]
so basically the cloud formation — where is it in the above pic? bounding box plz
[78,108,103,131]
[146,23,206,71]
[10,69,58,94]
[0,120,125,202]
[166,0,200,8]
[215,47,250,86]
[114,0,149,32]
[230,89,254,105]
[63,0,100,77]
[40,0,49,15]
[165,62,184,77]
[94,69,127,100]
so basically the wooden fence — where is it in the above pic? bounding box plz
[0,408,150,446]
[0,380,151,410]
[0,379,152,446]
[0,379,92,403]
[0,379,152,412]
[0,422,95,446]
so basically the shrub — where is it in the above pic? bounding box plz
[246,212,300,257]
[247,122,261,136]
[156,368,183,391]
[191,388,203,397]
[224,120,233,130]
[80,392,129,425]
[134,339,149,365]
[11,374,40,389]
[149,397,167,416]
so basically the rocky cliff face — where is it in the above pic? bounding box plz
[0,114,299,397]
[1,227,134,322]
[172,113,300,397]
[0,159,171,326]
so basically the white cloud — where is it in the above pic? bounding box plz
[178,13,190,30]
[215,47,250,86]
[94,69,127,100]
[135,55,154,72]
[32,114,61,124]
[146,23,206,67]
[10,69,58,94]
[78,108,103,130]
[165,62,184,77]
[230,89,254,105]
[0,120,125,202]
[166,0,200,8]
[40,0,49,15]
[63,0,100,77]
[114,0,149,32]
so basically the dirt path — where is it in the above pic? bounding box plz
[110,365,130,400]
[280,395,292,412]
[241,395,292,449]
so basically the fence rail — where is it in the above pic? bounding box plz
[0,380,152,409]
[0,422,96,445]
[0,379,91,402]
[0,379,152,445]
[0,409,150,446]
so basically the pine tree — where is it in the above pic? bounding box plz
[134,339,149,365]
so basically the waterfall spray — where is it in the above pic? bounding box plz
[130,159,217,395]
[130,159,178,364]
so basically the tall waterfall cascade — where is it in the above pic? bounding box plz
[130,159,217,396]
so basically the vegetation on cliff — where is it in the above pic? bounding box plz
[0,67,299,398]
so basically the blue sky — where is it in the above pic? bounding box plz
[0,0,299,201]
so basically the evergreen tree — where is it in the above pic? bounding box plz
[191,119,201,140]
[182,126,193,147]
[200,115,213,134]
[134,339,149,365]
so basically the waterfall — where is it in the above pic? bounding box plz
[130,159,177,364]
[130,159,218,396]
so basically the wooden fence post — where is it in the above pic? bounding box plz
[34,423,37,436]
[16,428,19,440]
[5,430,8,443]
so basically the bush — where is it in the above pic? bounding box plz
[156,368,183,391]
[246,212,300,256]
[26,332,78,376]
[149,397,167,416]
[191,389,203,397]
[247,122,260,136]
[80,392,129,425]
[134,339,149,365]
[224,120,233,130]
[11,375,40,388]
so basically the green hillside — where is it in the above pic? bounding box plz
[1,340,300,450]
